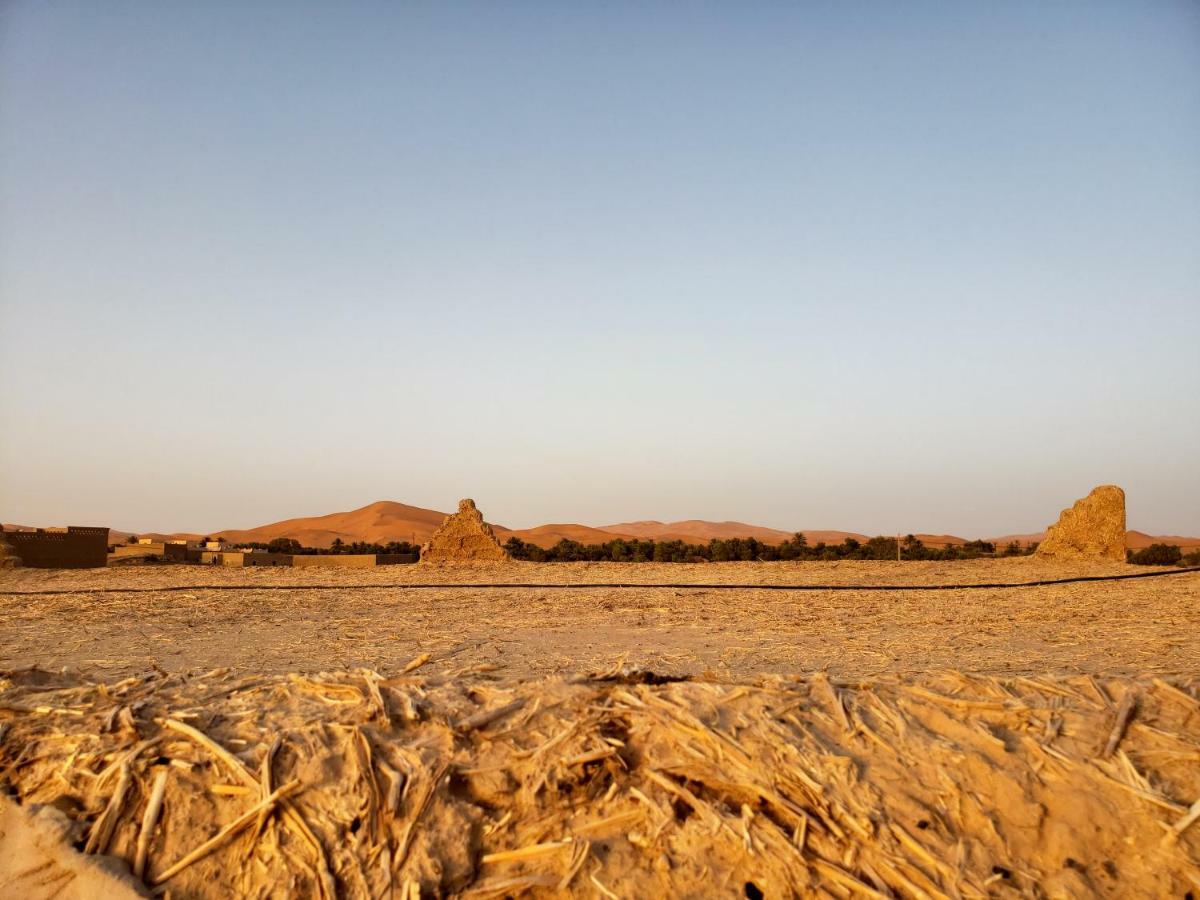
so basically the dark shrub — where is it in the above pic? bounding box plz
[1128,543,1182,566]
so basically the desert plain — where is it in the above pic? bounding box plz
[1,559,1197,680]
[1,558,1199,899]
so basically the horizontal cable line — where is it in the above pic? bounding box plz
[2,566,1197,596]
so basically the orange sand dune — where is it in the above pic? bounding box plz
[902,533,960,548]
[493,523,642,548]
[987,532,1047,547]
[601,519,799,543]
[198,501,453,548]
[1126,530,1200,550]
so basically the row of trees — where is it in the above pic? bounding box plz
[1127,544,1200,566]
[232,537,421,556]
[214,534,1200,566]
[141,531,1199,566]
[502,533,1038,563]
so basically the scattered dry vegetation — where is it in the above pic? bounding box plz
[1,560,1198,897]
[1,561,1196,680]
[2,663,1199,898]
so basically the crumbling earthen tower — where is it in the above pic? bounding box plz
[1035,485,1126,561]
[419,499,509,563]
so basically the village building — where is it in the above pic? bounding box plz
[2,527,109,568]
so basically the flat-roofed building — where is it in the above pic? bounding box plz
[3,527,109,568]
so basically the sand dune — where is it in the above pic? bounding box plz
[493,523,641,547]
[1127,529,1200,550]
[184,501,451,548]
[987,532,1047,547]
[601,519,798,543]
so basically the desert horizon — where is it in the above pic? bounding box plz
[7,495,1200,551]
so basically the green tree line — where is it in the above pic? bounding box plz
[224,535,1200,566]
[502,533,1037,563]
[1127,543,1200,566]
[231,537,421,556]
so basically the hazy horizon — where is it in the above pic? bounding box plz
[4,489,1196,544]
[2,3,1198,537]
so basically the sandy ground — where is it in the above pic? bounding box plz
[0,560,1197,681]
[2,664,1198,898]
[2,559,1199,898]
[0,796,145,899]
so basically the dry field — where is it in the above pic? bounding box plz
[1,560,1198,898]
[0,559,1196,680]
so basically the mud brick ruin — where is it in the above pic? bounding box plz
[419,499,509,563]
[1036,484,1126,561]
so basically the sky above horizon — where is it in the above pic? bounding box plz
[2,2,1198,538]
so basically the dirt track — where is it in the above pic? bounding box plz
[2,560,1196,680]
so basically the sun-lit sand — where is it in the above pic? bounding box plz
[1,559,1195,678]
[1,560,1198,897]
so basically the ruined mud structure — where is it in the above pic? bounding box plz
[1036,484,1127,561]
[419,499,509,563]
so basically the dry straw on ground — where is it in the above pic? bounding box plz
[2,560,1196,681]
[2,660,1199,898]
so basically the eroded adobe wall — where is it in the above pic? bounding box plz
[420,499,509,563]
[1036,485,1126,561]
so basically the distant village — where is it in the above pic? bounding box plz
[113,536,419,568]
[0,527,417,569]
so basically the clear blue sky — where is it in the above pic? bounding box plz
[1,2,1197,537]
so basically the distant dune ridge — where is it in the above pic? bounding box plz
[601,520,798,544]
[12,497,1195,552]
